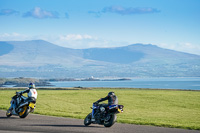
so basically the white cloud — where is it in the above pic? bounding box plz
[52,34,130,49]
[0,9,19,16]
[89,6,160,17]
[103,6,160,15]
[55,34,112,49]
[23,7,59,19]
[0,33,28,41]
[158,42,200,55]
[59,34,93,41]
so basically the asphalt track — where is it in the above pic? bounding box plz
[0,110,199,133]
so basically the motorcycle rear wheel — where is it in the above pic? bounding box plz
[19,106,29,118]
[104,114,116,127]
[84,113,92,126]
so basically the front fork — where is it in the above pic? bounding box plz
[92,104,96,118]
[92,104,100,119]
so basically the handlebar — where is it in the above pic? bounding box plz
[93,102,99,106]
[16,92,22,96]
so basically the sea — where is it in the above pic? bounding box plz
[49,77,200,90]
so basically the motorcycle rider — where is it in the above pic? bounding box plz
[92,92,118,121]
[8,83,38,114]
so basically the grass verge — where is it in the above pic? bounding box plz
[0,88,200,130]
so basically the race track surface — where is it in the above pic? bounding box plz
[0,110,199,133]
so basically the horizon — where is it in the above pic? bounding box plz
[0,0,200,55]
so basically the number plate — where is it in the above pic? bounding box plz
[118,108,122,113]
[29,102,35,108]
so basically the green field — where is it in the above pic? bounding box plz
[0,88,200,130]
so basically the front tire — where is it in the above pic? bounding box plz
[84,113,92,126]
[6,110,12,117]
[19,106,30,118]
[104,114,116,127]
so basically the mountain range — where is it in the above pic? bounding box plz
[0,40,200,78]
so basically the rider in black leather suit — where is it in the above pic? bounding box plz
[94,92,118,106]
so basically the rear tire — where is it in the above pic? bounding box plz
[84,113,92,126]
[104,114,116,127]
[19,106,30,118]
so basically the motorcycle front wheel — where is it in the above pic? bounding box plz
[104,114,116,127]
[6,110,12,117]
[19,106,29,118]
[84,113,92,126]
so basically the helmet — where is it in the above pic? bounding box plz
[108,92,115,96]
[29,83,35,89]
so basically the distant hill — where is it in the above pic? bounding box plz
[82,46,145,64]
[0,40,200,78]
[0,42,14,56]
[0,40,86,67]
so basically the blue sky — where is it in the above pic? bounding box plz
[0,0,200,55]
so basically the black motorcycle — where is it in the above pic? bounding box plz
[6,92,36,118]
[84,103,124,127]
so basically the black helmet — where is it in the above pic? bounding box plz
[29,83,35,89]
[108,92,115,96]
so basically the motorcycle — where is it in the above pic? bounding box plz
[84,103,124,127]
[6,92,36,118]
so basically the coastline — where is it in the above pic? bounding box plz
[0,87,199,91]
[1,77,200,90]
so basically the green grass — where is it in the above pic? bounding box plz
[0,88,200,130]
